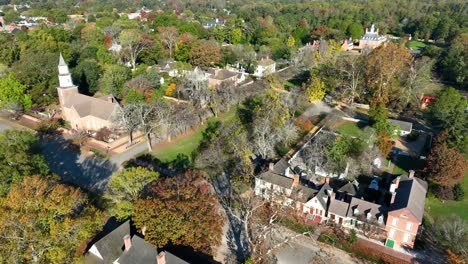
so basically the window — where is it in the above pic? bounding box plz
[403,233,410,243]
[406,222,413,231]
[389,229,395,238]
[392,218,398,226]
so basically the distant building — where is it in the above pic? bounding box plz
[57,54,119,131]
[341,38,354,51]
[388,119,413,136]
[207,68,238,87]
[358,24,387,51]
[202,18,224,28]
[84,220,189,264]
[254,57,276,77]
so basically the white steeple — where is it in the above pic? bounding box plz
[58,53,73,88]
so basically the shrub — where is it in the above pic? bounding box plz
[36,119,61,134]
[433,185,454,200]
[453,183,465,201]
[407,130,420,141]
[347,229,358,244]
[165,83,176,96]
[95,127,112,142]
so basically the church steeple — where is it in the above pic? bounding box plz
[58,53,73,88]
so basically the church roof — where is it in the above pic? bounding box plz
[64,93,119,121]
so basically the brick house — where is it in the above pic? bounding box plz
[254,57,276,77]
[207,68,238,88]
[57,54,119,132]
[358,24,387,51]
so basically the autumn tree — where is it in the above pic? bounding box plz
[112,104,140,146]
[0,130,49,196]
[132,171,224,254]
[424,136,466,189]
[0,175,104,263]
[305,75,326,102]
[105,167,159,220]
[366,42,413,105]
[99,64,132,97]
[337,55,365,104]
[190,40,221,69]
[119,29,153,70]
[158,26,179,58]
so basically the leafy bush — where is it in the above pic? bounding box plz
[453,183,465,201]
[36,119,61,134]
[347,229,358,244]
[433,185,454,200]
[95,127,112,142]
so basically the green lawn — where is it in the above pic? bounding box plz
[406,40,426,50]
[392,156,425,175]
[152,107,238,162]
[425,176,468,221]
[335,121,368,137]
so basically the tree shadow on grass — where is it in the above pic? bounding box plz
[41,135,118,195]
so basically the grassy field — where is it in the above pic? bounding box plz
[425,176,468,221]
[406,40,426,50]
[152,107,238,162]
[335,121,368,138]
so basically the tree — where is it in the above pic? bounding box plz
[0,73,32,111]
[366,42,413,105]
[305,75,326,102]
[99,64,132,97]
[440,35,467,88]
[158,26,179,58]
[190,40,221,69]
[425,139,466,188]
[0,130,49,196]
[124,89,145,104]
[401,56,434,110]
[106,167,159,220]
[72,59,102,95]
[337,55,365,104]
[429,87,467,146]
[433,215,468,259]
[119,29,153,70]
[132,171,224,254]
[347,23,364,40]
[0,175,104,263]
[112,104,140,146]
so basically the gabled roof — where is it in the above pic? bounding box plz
[315,184,332,209]
[258,58,275,66]
[272,158,289,175]
[388,119,413,132]
[338,181,358,196]
[346,197,382,219]
[164,251,190,264]
[208,69,238,80]
[328,198,349,217]
[118,236,158,264]
[91,220,131,262]
[389,177,427,222]
[65,94,119,121]
[257,171,293,190]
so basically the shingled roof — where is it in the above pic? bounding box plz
[388,119,413,132]
[118,236,158,264]
[64,94,119,121]
[347,197,382,219]
[208,69,238,80]
[389,177,427,222]
[257,171,293,189]
[87,220,131,262]
[315,184,333,209]
[328,198,349,217]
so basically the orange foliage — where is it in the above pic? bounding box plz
[165,83,177,96]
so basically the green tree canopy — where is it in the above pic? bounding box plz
[0,130,49,196]
[105,166,159,220]
[99,64,132,98]
[0,73,32,111]
[347,22,364,40]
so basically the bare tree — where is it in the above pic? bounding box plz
[300,131,335,174]
[338,55,365,104]
[180,68,211,110]
[158,26,179,58]
[403,56,434,107]
[112,104,140,146]
[119,29,153,70]
[134,103,156,151]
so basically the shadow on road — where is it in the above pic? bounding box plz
[41,135,118,194]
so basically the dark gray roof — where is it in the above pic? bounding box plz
[338,182,358,196]
[258,171,293,189]
[165,251,190,264]
[346,197,382,219]
[328,199,349,217]
[294,185,318,203]
[90,220,131,262]
[315,184,333,209]
[389,177,427,222]
[388,119,413,132]
[118,236,157,264]
[272,158,289,175]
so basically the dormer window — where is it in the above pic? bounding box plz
[378,215,383,223]
[366,212,371,220]
[353,208,359,215]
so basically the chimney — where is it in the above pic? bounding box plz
[409,170,415,179]
[394,176,401,189]
[390,192,396,205]
[142,225,147,236]
[123,234,132,251]
[365,27,368,33]
[325,177,330,184]
[157,251,166,264]
[292,174,300,189]
[268,163,274,171]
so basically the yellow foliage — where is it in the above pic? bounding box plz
[306,76,325,102]
[165,83,177,96]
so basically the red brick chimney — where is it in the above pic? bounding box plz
[390,192,396,205]
[325,177,330,184]
[409,170,415,179]
[123,234,132,251]
[268,163,274,171]
[157,251,166,264]
[394,176,401,189]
